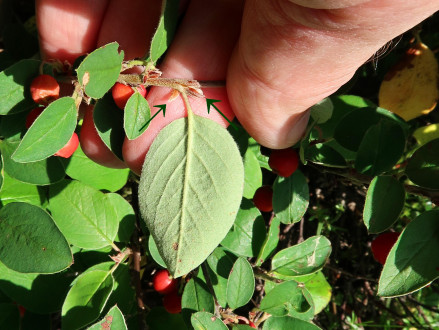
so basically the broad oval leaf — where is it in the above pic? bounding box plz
[406,139,439,189]
[255,217,281,266]
[182,277,214,326]
[48,180,119,249]
[226,257,255,309]
[262,316,321,330]
[12,97,77,163]
[62,270,114,330]
[148,235,167,268]
[378,210,439,297]
[259,281,314,319]
[0,202,72,273]
[146,307,187,330]
[124,92,151,139]
[77,42,124,99]
[354,120,405,176]
[271,236,331,277]
[273,170,309,224]
[221,199,266,257]
[310,98,333,124]
[292,271,332,314]
[0,303,19,329]
[88,305,127,330]
[191,312,228,330]
[0,171,45,207]
[413,123,439,146]
[243,148,262,199]
[305,143,347,168]
[139,115,244,277]
[364,176,405,233]
[106,193,136,243]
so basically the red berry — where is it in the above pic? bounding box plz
[371,232,400,265]
[25,107,45,128]
[268,148,299,177]
[153,269,178,295]
[55,132,79,158]
[112,82,147,110]
[163,291,182,314]
[253,186,273,212]
[30,74,60,105]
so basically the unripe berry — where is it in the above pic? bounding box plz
[268,148,299,177]
[25,107,45,128]
[153,269,178,295]
[163,291,182,314]
[112,82,147,110]
[55,132,79,158]
[253,186,273,212]
[30,74,60,105]
[371,232,400,265]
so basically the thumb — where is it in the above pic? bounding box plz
[227,0,439,149]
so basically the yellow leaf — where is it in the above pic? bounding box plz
[378,42,439,121]
[413,123,439,146]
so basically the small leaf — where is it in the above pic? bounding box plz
[48,180,119,249]
[146,307,187,330]
[271,236,331,277]
[139,115,244,277]
[378,210,439,297]
[191,312,228,330]
[243,149,263,199]
[364,176,405,233]
[226,257,255,309]
[379,42,439,121]
[62,144,130,192]
[221,199,266,257]
[77,42,124,99]
[106,193,136,243]
[310,98,333,124]
[124,92,151,139]
[148,235,167,268]
[292,271,332,314]
[354,120,405,176]
[88,305,127,330]
[255,217,281,266]
[0,171,44,207]
[406,139,439,189]
[273,170,309,224]
[12,97,77,162]
[0,202,72,274]
[305,143,347,168]
[62,270,114,330]
[150,0,180,62]
[93,93,125,161]
[182,277,214,326]
[262,316,321,330]
[413,123,439,146]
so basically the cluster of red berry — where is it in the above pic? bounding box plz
[252,148,299,212]
[152,269,182,314]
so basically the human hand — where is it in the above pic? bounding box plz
[36,0,439,174]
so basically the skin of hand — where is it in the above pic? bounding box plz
[36,0,439,174]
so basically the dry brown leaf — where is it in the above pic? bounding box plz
[378,42,439,121]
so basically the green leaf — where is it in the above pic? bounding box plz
[354,120,405,176]
[364,176,405,233]
[106,193,136,243]
[272,170,309,224]
[206,248,237,307]
[259,281,313,319]
[182,277,214,326]
[226,257,255,309]
[0,303,19,329]
[149,0,180,62]
[191,312,228,330]
[255,217,281,266]
[406,139,439,189]
[146,307,188,330]
[262,316,321,330]
[305,143,347,168]
[0,202,72,273]
[378,210,439,297]
[124,92,151,139]
[88,305,127,330]
[1,140,65,185]
[62,144,130,192]
[12,97,77,162]
[0,261,73,313]
[48,180,119,249]
[0,60,49,115]
[77,42,124,99]
[292,271,332,314]
[221,199,266,257]
[139,115,244,277]
[0,171,45,207]
[271,236,331,277]
[243,149,263,199]
[310,98,333,124]
[62,270,114,330]
[93,93,125,160]
[148,235,167,268]
[0,152,3,192]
